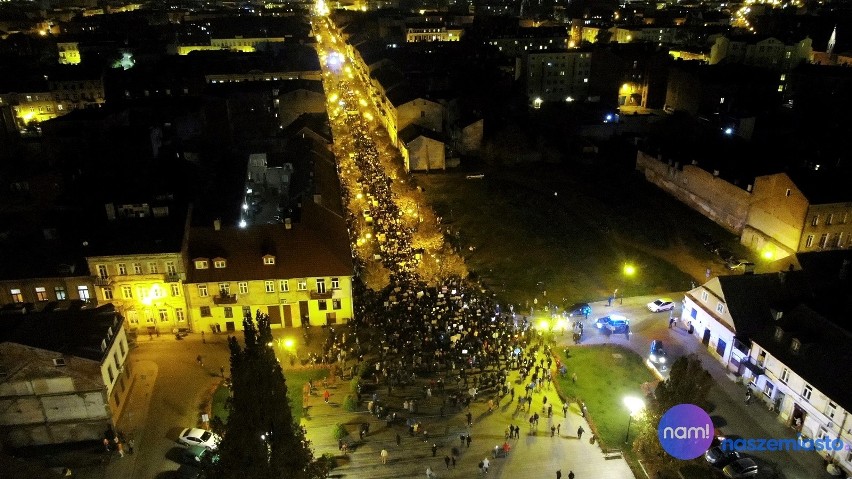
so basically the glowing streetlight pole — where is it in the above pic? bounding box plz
[623,396,645,443]
[621,264,635,305]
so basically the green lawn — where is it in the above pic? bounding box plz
[416,163,697,307]
[556,345,655,450]
[284,368,329,423]
[211,384,231,424]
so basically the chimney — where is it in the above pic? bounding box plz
[284,218,292,230]
[213,219,221,231]
[747,184,753,192]
[713,169,720,177]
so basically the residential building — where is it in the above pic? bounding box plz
[680,257,852,476]
[636,153,852,259]
[405,25,463,43]
[487,26,570,58]
[84,203,191,334]
[709,35,813,72]
[526,49,592,103]
[0,304,130,447]
[398,124,446,172]
[185,201,354,332]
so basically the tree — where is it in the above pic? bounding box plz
[214,312,326,479]
[633,355,713,474]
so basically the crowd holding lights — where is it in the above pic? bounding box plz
[310,10,565,382]
[732,0,802,32]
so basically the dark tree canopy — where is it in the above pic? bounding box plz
[214,312,326,479]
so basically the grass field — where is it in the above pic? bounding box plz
[284,368,329,423]
[415,160,735,306]
[555,345,655,450]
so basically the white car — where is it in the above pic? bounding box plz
[647,298,675,313]
[178,428,220,450]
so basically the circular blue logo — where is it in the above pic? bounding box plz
[657,404,714,460]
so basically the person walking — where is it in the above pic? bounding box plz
[201,330,206,343]
[568,471,575,479]
[380,449,388,464]
[466,434,472,448]
[103,437,110,452]
[562,403,568,418]
[196,355,203,367]
[127,438,135,454]
[577,426,585,440]
[551,425,556,437]
[557,470,562,479]
[116,441,125,458]
[426,466,434,479]
[460,433,465,447]
[445,455,451,469]
[466,411,473,426]
[571,372,577,384]
[431,443,438,457]
[482,457,490,474]
[557,423,561,436]
[452,456,457,468]
[396,433,401,446]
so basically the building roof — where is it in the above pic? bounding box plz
[186,201,352,282]
[718,268,852,410]
[0,303,123,363]
[83,203,189,257]
[399,123,444,144]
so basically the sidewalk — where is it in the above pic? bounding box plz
[301,353,634,479]
[102,358,159,479]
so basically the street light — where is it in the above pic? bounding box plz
[621,264,635,305]
[623,396,645,443]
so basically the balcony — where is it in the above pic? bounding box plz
[309,290,333,300]
[94,277,112,286]
[165,272,185,282]
[213,293,238,305]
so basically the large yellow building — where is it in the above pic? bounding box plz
[185,204,354,332]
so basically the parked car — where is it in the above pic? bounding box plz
[178,428,220,450]
[722,458,758,478]
[595,315,629,333]
[183,445,219,467]
[704,446,740,466]
[566,303,592,318]
[647,298,675,312]
[176,464,206,479]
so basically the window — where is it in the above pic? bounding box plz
[763,381,774,398]
[802,384,813,401]
[118,263,127,275]
[176,308,185,322]
[279,280,289,292]
[148,262,158,274]
[826,402,837,420]
[791,338,801,353]
[318,299,328,311]
[97,264,108,279]
[133,263,142,274]
[242,306,251,318]
[137,287,148,300]
[819,234,828,248]
[316,279,326,293]
[265,281,275,293]
[842,212,849,224]
[715,303,725,314]
[159,309,169,322]
[835,233,843,248]
[812,216,819,227]
[805,235,814,248]
[55,286,67,300]
[214,260,226,269]
[195,260,209,269]
[171,283,181,296]
[198,284,209,297]
[108,365,114,383]
[103,287,113,300]
[200,306,211,317]
[10,289,23,303]
[333,299,342,310]
[827,214,834,226]
[780,368,790,383]
[224,307,233,318]
[239,282,249,294]
[77,285,90,300]
[35,287,48,301]
[331,277,340,289]
[297,279,307,291]
[263,256,275,265]
[785,189,791,197]
[218,283,230,294]
[166,261,176,274]
[701,290,708,302]
[122,286,132,299]
[690,308,697,319]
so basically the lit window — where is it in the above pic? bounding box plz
[805,235,814,248]
[218,283,230,294]
[780,367,789,383]
[214,260,226,269]
[122,286,133,299]
[54,286,67,300]
[35,287,48,301]
[171,283,181,296]
[77,285,90,301]
[195,260,209,269]
[297,279,307,291]
[10,289,23,303]
[263,256,275,265]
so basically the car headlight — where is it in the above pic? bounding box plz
[659,357,666,363]
[649,354,657,362]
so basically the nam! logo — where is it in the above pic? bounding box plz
[657,404,714,460]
